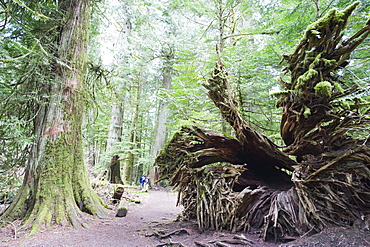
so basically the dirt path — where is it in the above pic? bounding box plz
[1,190,184,247]
[1,188,285,247]
[7,189,367,246]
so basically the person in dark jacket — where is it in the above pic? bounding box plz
[139,174,146,190]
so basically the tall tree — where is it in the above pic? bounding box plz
[124,76,142,184]
[106,103,124,184]
[151,46,174,181]
[1,0,107,232]
[96,0,131,184]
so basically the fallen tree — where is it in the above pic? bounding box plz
[156,2,370,242]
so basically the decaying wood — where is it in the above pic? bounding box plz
[233,234,255,245]
[278,2,370,157]
[156,2,370,242]
[156,126,293,190]
[194,242,210,247]
[112,186,124,204]
[203,57,298,176]
[115,200,128,217]
[114,189,140,217]
[214,242,231,247]
[1,220,17,239]
[208,234,256,246]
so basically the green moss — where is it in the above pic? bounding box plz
[333,81,344,93]
[342,101,350,110]
[303,56,315,67]
[296,69,318,89]
[304,2,360,40]
[322,58,337,67]
[340,1,360,22]
[314,81,332,97]
[309,53,321,69]
[303,105,311,118]
[306,9,336,32]
[270,90,294,97]
[29,224,40,235]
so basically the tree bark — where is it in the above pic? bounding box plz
[124,79,141,184]
[106,104,124,184]
[1,0,107,232]
[152,46,174,182]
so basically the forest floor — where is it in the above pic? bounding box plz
[1,187,370,247]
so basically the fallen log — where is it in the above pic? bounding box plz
[115,199,128,217]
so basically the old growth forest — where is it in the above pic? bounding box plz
[1,0,370,245]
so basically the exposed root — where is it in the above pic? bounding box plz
[148,228,190,239]
[0,220,17,239]
[156,240,185,247]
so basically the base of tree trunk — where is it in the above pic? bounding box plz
[1,153,109,234]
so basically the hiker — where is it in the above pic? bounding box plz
[139,174,146,190]
[143,176,150,191]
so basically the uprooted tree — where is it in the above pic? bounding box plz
[155,2,370,241]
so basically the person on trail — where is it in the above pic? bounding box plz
[143,176,150,192]
[140,174,146,190]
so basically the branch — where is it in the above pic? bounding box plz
[222,31,281,40]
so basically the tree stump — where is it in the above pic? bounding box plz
[112,185,124,204]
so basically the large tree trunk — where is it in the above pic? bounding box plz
[156,2,370,242]
[106,104,124,184]
[124,79,141,184]
[151,46,174,182]
[1,0,107,233]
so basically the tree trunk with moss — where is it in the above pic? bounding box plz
[106,104,124,184]
[1,0,107,233]
[156,2,370,242]
[124,79,141,184]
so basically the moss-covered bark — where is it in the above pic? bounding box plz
[278,1,370,155]
[1,0,107,233]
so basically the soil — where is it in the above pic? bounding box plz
[1,187,370,247]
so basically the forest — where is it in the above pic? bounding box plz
[1,0,370,244]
